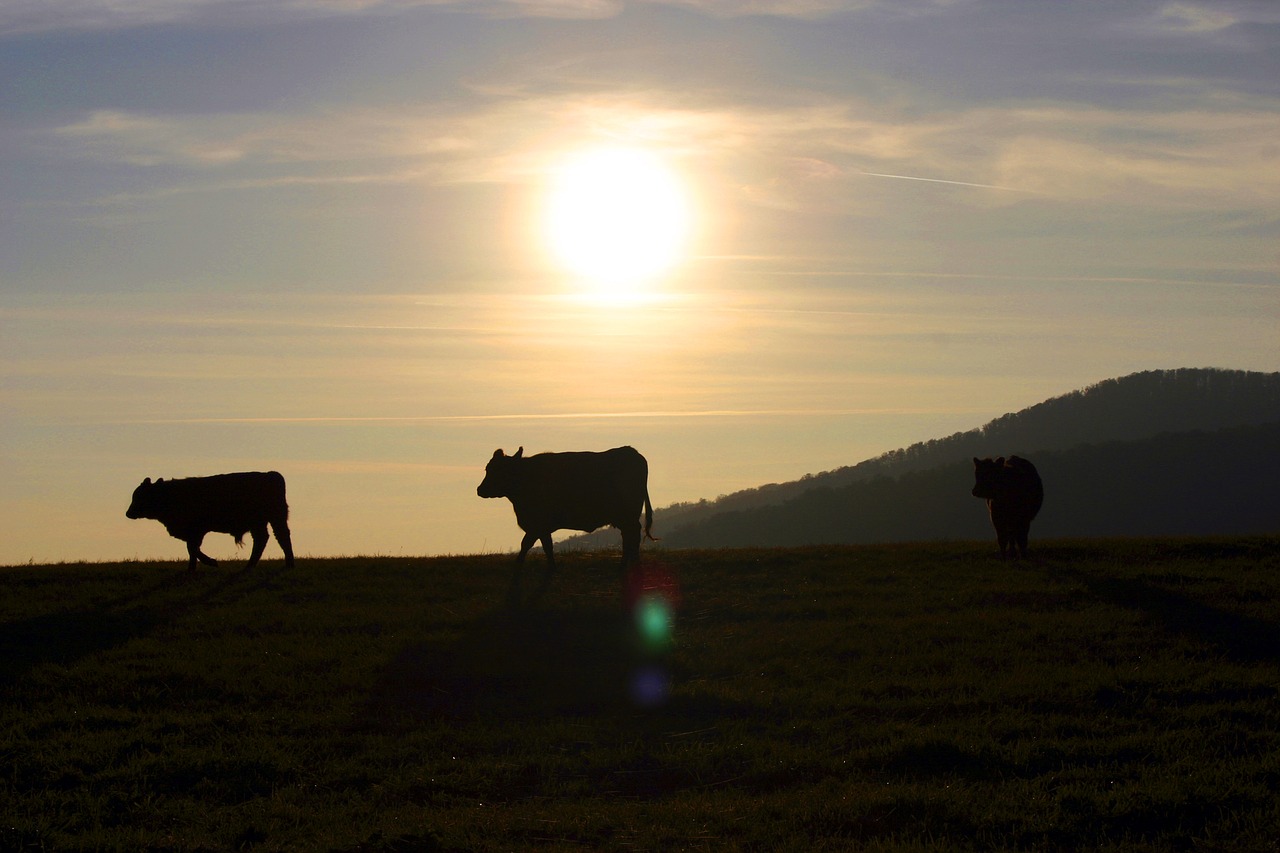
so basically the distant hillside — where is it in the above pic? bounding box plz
[562,368,1280,549]
[660,422,1280,548]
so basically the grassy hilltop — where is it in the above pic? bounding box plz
[3,539,1279,851]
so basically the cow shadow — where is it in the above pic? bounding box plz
[0,572,185,687]
[372,605,662,722]
[0,561,293,687]
[0,607,163,687]
[1051,563,1280,663]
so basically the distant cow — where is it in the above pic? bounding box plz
[126,471,295,570]
[477,446,655,594]
[971,456,1044,559]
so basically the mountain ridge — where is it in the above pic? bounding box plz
[563,367,1280,549]
[661,421,1280,547]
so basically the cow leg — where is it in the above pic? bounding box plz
[508,531,540,603]
[517,531,538,563]
[246,525,269,569]
[987,503,1006,559]
[273,520,295,568]
[535,535,557,596]
[620,520,641,569]
[995,526,1011,560]
[1015,523,1031,559]
[186,534,217,570]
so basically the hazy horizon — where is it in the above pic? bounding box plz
[3,0,1278,565]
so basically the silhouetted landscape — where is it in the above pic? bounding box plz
[8,2,1278,847]
[6,367,1280,852]
[4,541,1279,850]
[567,368,1280,550]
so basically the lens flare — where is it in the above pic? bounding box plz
[635,593,673,651]
[629,665,671,708]
[624,560,681,707]
[624,560,682,612]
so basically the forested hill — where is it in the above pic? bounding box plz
[661,421,1280,548]
[561,367,1280,549]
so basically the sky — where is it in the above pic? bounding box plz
[2,0,1278,565]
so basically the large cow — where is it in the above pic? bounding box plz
[477,446,655,594]
[126,471,295,570]
[971,456,1043,559]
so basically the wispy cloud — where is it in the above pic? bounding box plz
[53,108,475,168]
[13,0,1280,38]
[48,89,1280,217]
[0,0,875,34]
[1151,2,1240,34]
[988,105,1280,207]
[106,406,994,425]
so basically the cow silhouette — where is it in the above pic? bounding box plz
[477,446,655,596]
[127,471,295,570]
[971,456,1043,559]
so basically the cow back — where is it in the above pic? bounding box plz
[142,471,289,536]
[509,447,648,533]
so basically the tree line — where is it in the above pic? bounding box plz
[562,368,1280,550]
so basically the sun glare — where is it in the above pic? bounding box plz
[544,147,691,298]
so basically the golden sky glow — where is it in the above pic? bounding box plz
[1,1,1277,563]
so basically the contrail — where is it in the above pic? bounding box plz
[856,171,1033,193]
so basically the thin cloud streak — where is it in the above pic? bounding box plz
[42,94,1280,226]
[109,407,994,425]
[756,271,1279,290]
[855,171,1036,193]
[0,0,877,35]
[12,0,1279,37]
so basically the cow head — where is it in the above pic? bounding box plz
[126,477,161,519]
[476,447,523,499]
[971,457,1006,499]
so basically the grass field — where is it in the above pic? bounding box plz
[3,539,1279,851]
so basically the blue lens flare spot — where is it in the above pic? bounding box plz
[624,560,680,706]
[630,665,671,707]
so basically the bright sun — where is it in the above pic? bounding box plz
[543,147,691,296]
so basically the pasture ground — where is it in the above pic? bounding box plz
[2,539,1279,851]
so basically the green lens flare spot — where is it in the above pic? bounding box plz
[635,594,673,649]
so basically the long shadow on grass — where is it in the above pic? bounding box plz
[373,606,655,720]
[1056,564,1280,662]
[0,607,163,687]
[0,562,293,686]
[0,569,189,686]
[371,596,727,722]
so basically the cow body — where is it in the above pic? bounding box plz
[477,446,655,594]
[971,456,1043,559]
[127,471,295,570]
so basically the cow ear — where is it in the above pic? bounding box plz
[514,446,524,459]
[491,449,504,459]
[994,457,1005,466]
[141,477,152,486]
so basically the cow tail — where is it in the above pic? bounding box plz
[643,491,659,541]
